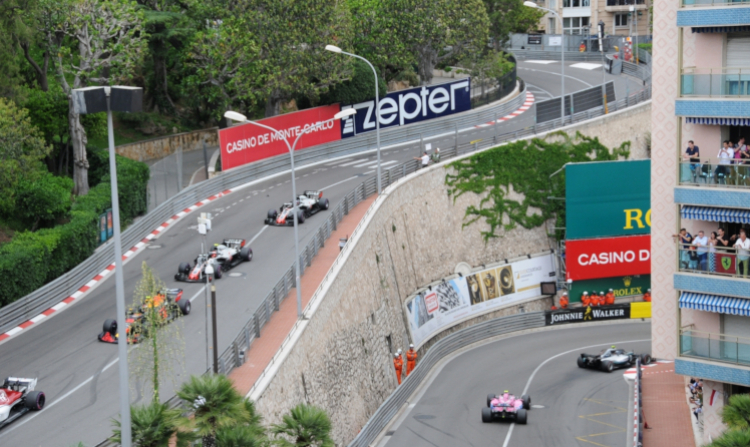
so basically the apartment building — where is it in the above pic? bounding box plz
[534,0,650,36]
[652,0,750,443]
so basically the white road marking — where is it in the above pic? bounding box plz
[321,176,360,191]
[363,171,375,175]
[188,286,208,302]
[353,160,381,168]
[501,338,651,447]
[570,62,603,70]
[338,159,369,167]
[325,157,354,166]
[247,225,269,245]
[525,60,556,64]
[526,83,554,98]
[379,160,399,167]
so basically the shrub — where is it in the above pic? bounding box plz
[16,173,73,231]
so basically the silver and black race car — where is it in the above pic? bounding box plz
[265,190,329,226]
[175,238,252,283]
[0,377,45,430]
[577,347,652,372]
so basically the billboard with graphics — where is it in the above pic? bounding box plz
[565,235,651,281]
[566,160,651,240]
[568,275,651,303]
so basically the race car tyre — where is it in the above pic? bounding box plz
[178,262,191,274]
[178,299,191,316]
[487,394,496,407]
[103,319,117,335]
[25,391,45,411]
[601,361,614,373]
[516,408,528,425]
[214,265,222,279]
[297,211,305,224]
[319,198,329,210]
[641,354,652,365]
[267,209,278,220]
[521,394,531,410]
[240,246,253,262]
[577,356,587,368]
[481,407,492,423]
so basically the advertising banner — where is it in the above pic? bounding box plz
[568,275,650,303]
[545,303,631,326]
[405,254,556,346]
[218,105,342,171]
[565,235,651,281]
[566,160,651,240]
[340,79,472,139]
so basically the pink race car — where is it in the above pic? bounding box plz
[481,391,530,424]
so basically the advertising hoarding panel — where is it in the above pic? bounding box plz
[565,235,651,281]
[567,274,650,303]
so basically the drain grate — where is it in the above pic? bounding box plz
[413,414,435,420]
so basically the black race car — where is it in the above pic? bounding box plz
[98,288,190,344]
[265,190,329,226]
[577,347,652,372]
[175,238,252,283]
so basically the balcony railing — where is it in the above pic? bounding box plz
[679,160,750,188]
[678,243,750,278]
[681,67,750,97]
[681,329,750,366]
[682,0,750,6]
[607,0,645,5]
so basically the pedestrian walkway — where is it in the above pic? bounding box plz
[641,361,696,447]
[229,194,378,395]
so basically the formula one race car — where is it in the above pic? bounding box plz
[577,346,653,372]
[175,238,253,283]
[481,391,530,424]
[265,190,329,226]
[0,377,45,430]
[98,288,190,344]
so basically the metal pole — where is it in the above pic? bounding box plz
[105,89,131,447]
[599,21,608,114]
[211,284,219,374]
[202,139,209,181]
[162,159,168,202]
[176,145,183,192]
[561,16,565,125]
[204,239,210,372]
[290,141,303,318]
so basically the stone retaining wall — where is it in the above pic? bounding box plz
[114,127,218,162]
[253,102,652,446]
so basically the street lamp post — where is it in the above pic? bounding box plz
[71,85,143,447]
[324,45,383,194]
[524,2,565,125]
[223,109,356,318]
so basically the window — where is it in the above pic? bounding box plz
[563,0,590,6]
[615,13,629,27]
[564,16,590,35]
[549,17,556,33]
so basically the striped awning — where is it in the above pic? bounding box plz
[686,117,750,126]
[692,26,750,33]
[681,205,750,224]
[679,292,750,316]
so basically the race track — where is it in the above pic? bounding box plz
[380,322,651,447]
[0,62,645,447]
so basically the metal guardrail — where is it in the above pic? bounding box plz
[347,312,546,447]
[633,357,643,447]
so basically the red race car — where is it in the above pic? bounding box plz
[98,288,190,344]
[0,377,45,430]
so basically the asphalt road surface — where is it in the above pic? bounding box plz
[380,322,651,447]
[0,62,645,447]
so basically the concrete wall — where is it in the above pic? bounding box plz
[114,127,218,162]
[253,102,652,446]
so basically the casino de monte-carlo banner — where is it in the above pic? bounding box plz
[565,235,651,281]
[404,254,556,347]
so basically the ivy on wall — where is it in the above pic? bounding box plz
[445,131,630,241]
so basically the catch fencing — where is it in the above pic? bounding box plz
[536,81,617,123]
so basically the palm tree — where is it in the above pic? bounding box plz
[176,375,247,447]
[707,428,750,447]
[215,425,264,447]
[271,404,334,447]
[112,401,195,447]
[723,394,750,431]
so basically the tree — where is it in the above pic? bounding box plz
[315,59,387,106]
[0,97,51,217]
[723,394,750,431]
[176,375,250,447]
[15,172,73,231]
[215,401,266,447]
[707,429,750,447]
[0,0,38,96]
[112,401,195,447]
[390,0,490,85]
[36,0,147,195]
[483,0,544,50]
[271,403,334,447]
[459,50,515,97]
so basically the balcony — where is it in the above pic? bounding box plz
[679,160,750,188]
[681,329,750,366]
[677,6,750,27]
[682,0,750,7]
[681,68,750,98]
[605,0,647,12]
[678,244,749,278]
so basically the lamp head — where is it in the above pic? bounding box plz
[523,1,538,7]
[223,111,248,122]
[334,108,357,120]
[325,45,342,53]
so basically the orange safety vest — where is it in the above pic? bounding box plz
[560,296,569,309]
[406,349,417,363]
[581,295,591,306]
[643,292,651,302]
[394,356,403,371]
[605,293,615,305]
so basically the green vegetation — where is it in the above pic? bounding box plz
[637,43,652,54]
[708,394,750,447]
[271,403,335,447]
[445,132,630,241]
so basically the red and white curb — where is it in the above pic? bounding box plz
[473,91,535,128]
[623,360,674,381]
[0,189,237,343]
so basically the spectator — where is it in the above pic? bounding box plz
[717,227,735,249]
[683,140,700,182]
[693,230,709,271]
[688,245,700,270]
[414,151,429,169]
[716,140,734,183]
[708,231,718,272]
[693,402,703,421]
[735,229,750,278]
[339,235,348,252]
[673,228,693,269]
[430,148,441,164]
[739,138,750,179]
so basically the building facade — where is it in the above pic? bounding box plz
[535,0,650,37]
[652,0,750,443]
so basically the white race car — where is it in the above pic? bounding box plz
[0,377,45,430]
[175,238,252,283]
[265,190,330,226]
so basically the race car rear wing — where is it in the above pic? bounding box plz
[303,190,323,199]
[2,377,37,391]
[221,238,246,249]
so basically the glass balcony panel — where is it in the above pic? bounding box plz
[677,243,750,278]
[682,0,750,6]
[681,330,750,366]
[680,69,750,97]
[679,160,750,189]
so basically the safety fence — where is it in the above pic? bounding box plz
[536,81,617,123]
[633,357,643,447]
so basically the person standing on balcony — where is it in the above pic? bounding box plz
[693,230,709,271]
[673,228,693,269]
[716,141,734,183]
[734,229,750,278]
[708,231,718,273]
[738,138,749,181]
[683,140,700,182]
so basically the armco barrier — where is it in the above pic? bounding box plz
[347,312,546,447]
